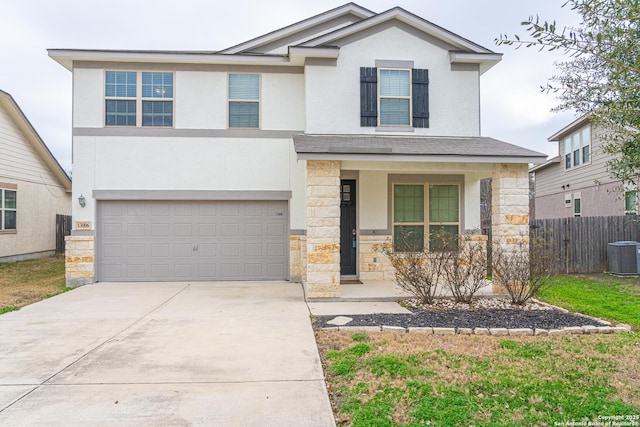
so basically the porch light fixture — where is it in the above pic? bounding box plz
[78,194,86,208]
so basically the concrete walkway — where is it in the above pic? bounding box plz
[0,282,335,426]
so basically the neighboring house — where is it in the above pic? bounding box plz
[49,4,545,298]
[531,114,635,219]
[0,90,72,262]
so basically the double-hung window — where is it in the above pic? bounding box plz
[393,183,459,251]
[1,188,17,231]
[228,74,259,128]
[360,66,429,128]
[379,69,411,126]
[105,71,174,127]
[563,125,591,169]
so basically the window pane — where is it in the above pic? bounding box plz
[582,144,590,163]
[105,100,136,126]
[572,134,580,151]
[142,101,173,127]
[229,74,259,100]
[429,225,458,250]
[625,191,637,212]
[394,185,424,222]
[4,190,16,209]
[574,198,581,215]
[380,99,410,125]
[573,149,580,166]
[229,102,259,128]
[393,225,424,252]
[565,153,571,169]
[429,185,459,223]
[582,126,590,146]
[4,210,16,230]
[564,138,572,155]
[105,71,136,98]
[380,70,410,96]
[142,72,173,98]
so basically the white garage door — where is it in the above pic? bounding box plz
[97,200,288,281]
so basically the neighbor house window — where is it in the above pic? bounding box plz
[228,74,259,128]
[105,71,174,127]
[625,190,638,214]
[393,183,459,251]
[1,188,17,231]
[379,69,410,126]
[573,193,582,217]
[563,125,591,169]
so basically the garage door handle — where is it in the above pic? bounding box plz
[193,245,199,251]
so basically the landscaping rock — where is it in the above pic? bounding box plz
[534,329,549,336]
[508,328,533,336]
[382,325,406,332]
[408,327,433,334]
[489,328,509,336]
[327,316,353,326]
[457,328,473,335]
[433,327,456,335]
[474,328,490,335]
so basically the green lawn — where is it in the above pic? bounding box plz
[0,256,69,314]
[317,332,639,427]
[317,274,640,425]
[539,274,640,330]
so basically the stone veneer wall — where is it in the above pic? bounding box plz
[305,160,341,298]
[358,234,395,281]
[65,235,95,287]
[289,235,307,282]
[491,163,530,293]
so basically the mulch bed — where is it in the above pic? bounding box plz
[312,309,608,330]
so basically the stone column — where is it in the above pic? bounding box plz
[305,160,341,299]
[65,235,95,287]
[491,163,530,293]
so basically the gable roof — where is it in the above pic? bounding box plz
[220,3,375,54]
[0,90,71,192]
[293,134,546,164]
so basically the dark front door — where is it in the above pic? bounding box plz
[340,180,357,275]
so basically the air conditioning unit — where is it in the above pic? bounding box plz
[608,241,640,276]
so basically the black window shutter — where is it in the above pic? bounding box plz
[360,67,377,127]
[412,69,429,128]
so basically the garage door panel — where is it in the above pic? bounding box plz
[98,200,288,281]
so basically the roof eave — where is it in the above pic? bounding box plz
[547,113,592,141]
[296,152,546,164]
[449,52,503,75]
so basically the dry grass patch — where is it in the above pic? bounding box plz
[0,256,68,313]
[316,331,640,426]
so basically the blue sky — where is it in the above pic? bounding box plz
[0,0,581,172]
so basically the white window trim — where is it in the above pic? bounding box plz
[104,70,175,128]
[0,187,17,232]
[227,72,261,130]
[573,192,582,217]
[563,124,592,171]
[565,193,572,208]
[378,68,412,128]
[624,190,638,214]
[392,182,460,250]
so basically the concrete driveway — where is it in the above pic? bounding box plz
[0,282,335,426]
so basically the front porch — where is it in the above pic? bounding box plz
[291,135,545,301]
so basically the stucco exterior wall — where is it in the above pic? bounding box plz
[0,180,71,259]
[304,25,480,136]
[534,181,624,219]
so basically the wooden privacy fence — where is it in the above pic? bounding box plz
[56,214,72,255]
[530,215,640,274]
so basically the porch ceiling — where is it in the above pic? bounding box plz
[293,134,547,164]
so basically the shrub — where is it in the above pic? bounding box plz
[492,236,558,305]
[439,233,490,303]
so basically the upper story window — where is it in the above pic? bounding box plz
[379,69,410,126]
[360,67,429,129]
[1,188,17,231]
[563,125,591,170]
[105,71,174,127]
[228,74,259,128]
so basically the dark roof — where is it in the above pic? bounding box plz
[293,134,546,163]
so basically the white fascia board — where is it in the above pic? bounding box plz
[529,156,560,172]
[288,46,340,65]
[449,51,503,74]
[300,8,494,54]
[296,152,547,164]
[48,49,292,71]
[547,114,591,141]
[220,4,375,54]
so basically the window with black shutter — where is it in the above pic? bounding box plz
[359,66,429,128]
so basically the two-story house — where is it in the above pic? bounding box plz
[50,4,545,298]
[531,114,635,219]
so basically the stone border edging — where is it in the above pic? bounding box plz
[323,324,633,335]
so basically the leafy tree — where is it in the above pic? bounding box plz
[497,0,640,190]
